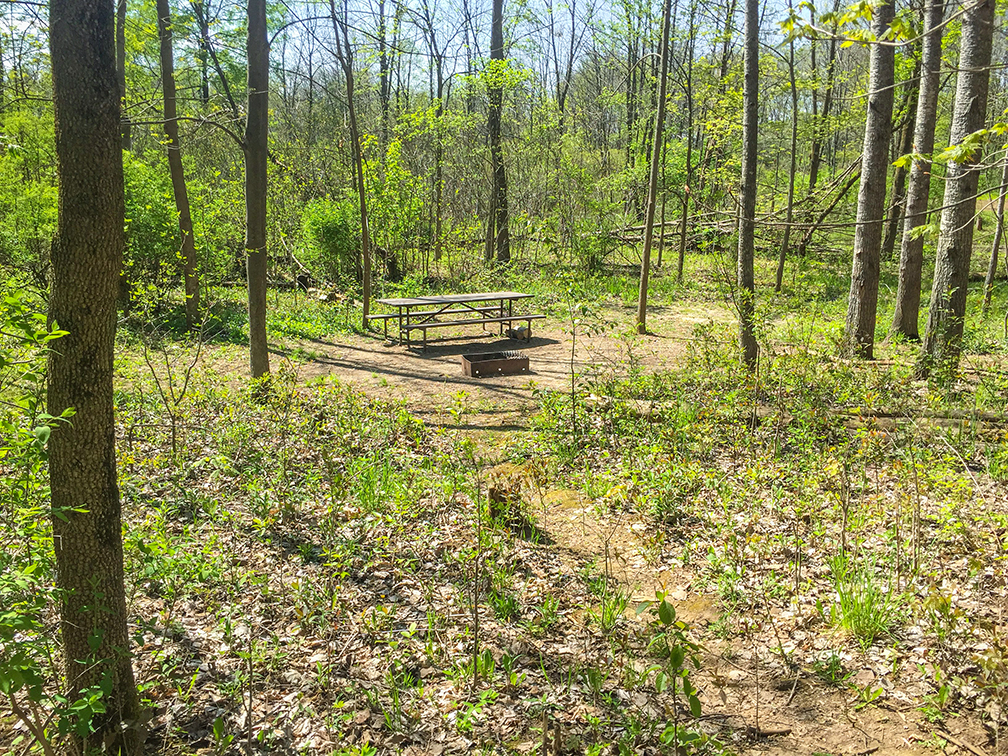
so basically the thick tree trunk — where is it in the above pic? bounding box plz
[635,0,673,334]
[982,150,1008,314]
[329,0,372,325]
[917,0,996,376]
[488,0,510,263]
[157,0,200,330]
[737,0,758,370]
[48,0,140,750]
[246,0,270,379]
[843,1,895,359]
[890,0,943,340]
[881,59,920,262]
[776,25,799,293]
[116,0,129,150]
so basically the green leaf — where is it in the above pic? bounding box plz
[658,599,675,626]
[689,694,702,718]
[670,645,685,670]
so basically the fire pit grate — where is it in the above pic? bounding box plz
[460,350,529,378]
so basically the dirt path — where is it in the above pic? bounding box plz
[288,302,728,441]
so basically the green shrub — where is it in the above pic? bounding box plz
[123,154,181,303]
[0,110,58,283]
[301,197,360,283]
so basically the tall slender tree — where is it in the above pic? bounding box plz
[737,0,758,369]
[48,0,140,748]
[116,0,129,150]
[676,1,696,283]
[982,148,1008,314]
[486,0,510,263]
[843,0,895,359]
[246,0,270,379]
[157,0,200,329]
[635,0,673,333]
[918,0,996,376]
[330,0,372,325]
[890,0,943,340]
[775,3,799,293]
[881,59,919,262]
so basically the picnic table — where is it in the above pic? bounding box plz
[371,291,545,350]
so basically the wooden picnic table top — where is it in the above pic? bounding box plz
[375,291,533,308]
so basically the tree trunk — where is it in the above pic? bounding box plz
[330,0,372,326]
[982,149,1008,314]
[635,0,673,333]
[917,0,996,376]
[843,1,895,359]
[890,0,943,340]
[881,59,919,262]
[737,0,758,370]
[775,20,799,293]
[48,0,140,750]
[378,0,391,145]
[157,0,200,330]
[676,2,696,283]
[116,0,129,150]
[808,0,840,196]
[196,0,210,106]
[246,0,270,380]
[488,0,510,263]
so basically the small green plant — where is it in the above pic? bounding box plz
[641,593,709,751]
[590,586,630,633]
[812,651,849,686]
[829,556,898,649]
[532,593,560,635]
[456,689,497,733]
[211,715,235,755]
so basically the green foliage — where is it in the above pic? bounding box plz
[300,197,360,283]
[0,284,112,751]
[829,555,899,649]
[0,111,57,282]
[123,153,181,303]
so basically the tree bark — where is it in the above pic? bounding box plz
[982,149,1008,315]
[890,0,943,340]
[808,0,840,196]
[881,58,920,262]
[157,0,200,330]
[246,0,270,379]
[488,0,510,263]
[48,0,140,750]
[797,161,861,256]
[195,0,210,106]
[917,0,996,376]
[116,0,129,150]
[737,0,758,370]
[330,0,372,326]
[635,0,673,333]
[776,17,799,293]
[843,1,895,359]
[676,1,696,283]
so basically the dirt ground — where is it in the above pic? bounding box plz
[287,302,728,442]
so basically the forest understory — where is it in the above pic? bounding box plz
[6,252,1008,756]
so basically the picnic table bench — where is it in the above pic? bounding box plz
[371,291,545,350]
